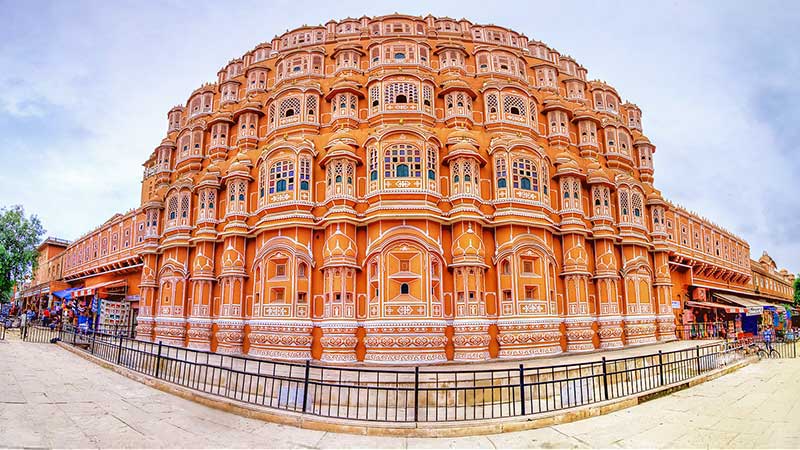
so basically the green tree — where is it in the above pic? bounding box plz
[0,205,45,303]
[793,276,800,307]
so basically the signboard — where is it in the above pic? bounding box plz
[692,288,707,301]
[671,300,681,309]
[746,306,763,316]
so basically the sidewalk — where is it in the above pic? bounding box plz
[1,338,797,448]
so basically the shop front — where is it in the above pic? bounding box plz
[71,279,129,332]
[714,293,793,339]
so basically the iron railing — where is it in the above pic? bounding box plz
[20,324,798,424]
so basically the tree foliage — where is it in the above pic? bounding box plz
[793,276,800,307]
[0,205,45,303]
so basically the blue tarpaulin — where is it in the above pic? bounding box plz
[52,288,81,300]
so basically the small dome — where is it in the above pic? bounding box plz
[452,226,485,261]
[323,229,357,262]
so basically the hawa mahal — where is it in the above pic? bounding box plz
[42,14,783,364]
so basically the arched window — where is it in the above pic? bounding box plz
[495,156,507,189]
[368,147,379,183]
[426,147,437,182]
[400,283,409,294]
[385,82,418,105]
[384,144,421,178]
[512,158,537,191]
[269,160,295,194]
[299,155,311,191]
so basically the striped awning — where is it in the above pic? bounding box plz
[73,280,126,297]
[686,300,745,314]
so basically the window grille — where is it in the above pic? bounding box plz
[384,144,421,178]
[384,82,418,104]
[269,160,295,194]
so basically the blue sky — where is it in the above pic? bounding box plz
[1,0,798,271]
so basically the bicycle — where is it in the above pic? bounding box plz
[755,341,780,359]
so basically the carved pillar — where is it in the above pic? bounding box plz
[187,241,215,350]
[318,223,359,362]
[451,221,491,361]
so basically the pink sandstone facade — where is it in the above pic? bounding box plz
[43,14,794,364]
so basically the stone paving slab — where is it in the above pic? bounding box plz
[1,338,798,449]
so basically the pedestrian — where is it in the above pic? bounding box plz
[42,308,51,326]
[763,324,774,352]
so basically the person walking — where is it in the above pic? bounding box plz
[763,324,774,352]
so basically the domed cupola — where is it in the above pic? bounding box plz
[451,222,486,266]
[322,224,358,268]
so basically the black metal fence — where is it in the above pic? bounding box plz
[20,324,798,424]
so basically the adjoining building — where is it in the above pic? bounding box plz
[30,14,796,363]
[17,237,70,311]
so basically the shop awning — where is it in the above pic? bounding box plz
[714,293,777,315]
[73,280,126,298]
[52,287,81,300]
[686,300,746,314]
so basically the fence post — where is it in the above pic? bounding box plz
[518,364,526,416]
[658,351,665,386]
[155,341,163,379]
[695,345,701,375]
[72,326,77,346]
[117,334,123,364]
[601,357,610,400]
[302,360,311,413]
[414,366,420,422]
[91,330,96,355]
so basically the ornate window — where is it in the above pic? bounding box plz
[384,144,421,178]
[631,190,644,225]
[269,160,295,194]
[605,128,617,153]
[495,156,508,189]
[333,93,357,118]
[578,121,597,146]
[299,155,311,191]
[426,146,437,183]
[210,123,229,149]
[279,97,301,119]
[548,111,569,137]
[592,185,611,218]
[368,147,379,183]
[619,189,630,223]
[326,160,355,197]
[503,95,527,120]
[560,178,581,211]
[384,82,418,105]
[512,158,537,191]
[166,195,179,228]
[258,163,268,207]
[178,191,191,226]
[444,92,472,119]
[198,190,216,221]
[451,158,479,196]
[305,96,318,122]
[486,93,499,115]
[227,180,247,214]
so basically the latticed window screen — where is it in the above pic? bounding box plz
[166,195,179,227]
[512,158,537,190]
[384,144,421,178]
[279,97,302,117]
[619,189,630,219]
[631,191,644,223]
[299,156,311,190]
[503,95,527,117]
[384,82,419,104]
[305,96,318,121]
[369,147,379,181]
[426,147,437,182]
[422,84,433,106]
[495,157,507,187]
[179,192,190,225]
[258,163,267,205]
[269,160,295,193]
[486,93,498,113]
[370,85,380,108]
[268,104,276,127]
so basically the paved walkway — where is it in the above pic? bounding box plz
[1,338,798,449]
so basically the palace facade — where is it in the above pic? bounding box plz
[29,15,794,363]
